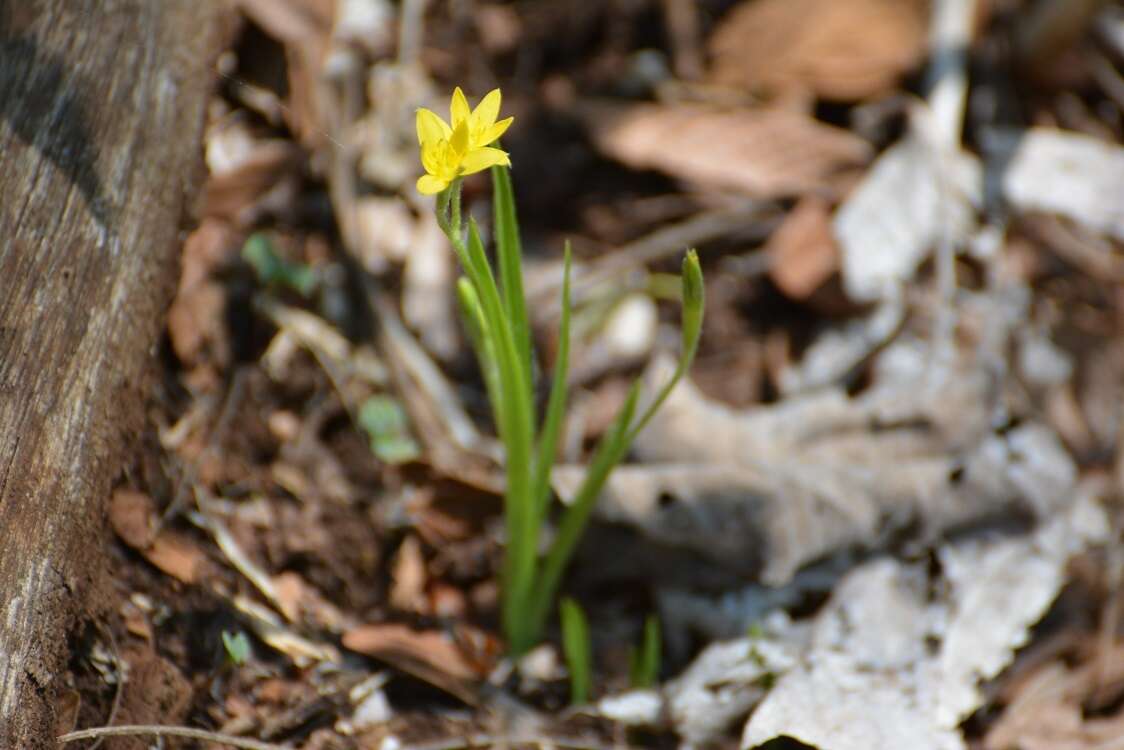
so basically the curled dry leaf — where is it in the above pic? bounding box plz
[587,103,872,197]
[556,344,1076,586]
[708,0,929,101]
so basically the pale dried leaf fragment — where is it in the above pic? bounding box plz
[740,491,1109,750]
[588,104,872,197]
[835,127,981,303]
[987,127,1124,241]
[708,0,929,101]
[666,616,806,745]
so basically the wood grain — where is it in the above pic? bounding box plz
[0,1,226,744]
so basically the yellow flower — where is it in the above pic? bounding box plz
[416,87,514,195]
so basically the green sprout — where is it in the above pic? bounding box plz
[419,88,705,656]
[221,630,252,666]
[629,614,661,689]
[560,597,592,705]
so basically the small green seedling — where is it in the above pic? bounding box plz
[560,597,592,705]
[629,614,661,689]
[221,630,252,666]
[242,233,318,297]
[358,395,420,464]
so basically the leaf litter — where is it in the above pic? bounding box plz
[78,0,1124,749]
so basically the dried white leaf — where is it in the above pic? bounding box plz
[558,354,1075,585]
[739,491,1108,750]
[668,616,806,746]
[988,127,1124,241]
[835,130,980,302]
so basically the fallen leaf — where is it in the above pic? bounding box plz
[389,535,427,612]
[834,124,981,303]
[343,623,483,684]
[708,0,929,101]
[987,127,1124,242]
[766,194,839,300]
[587,103,872,197]
[144,531,208,585]
[109,488,156,550]
[740,489,1109,750]
[557,344,1077,585]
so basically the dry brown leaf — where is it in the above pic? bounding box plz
[343,623,483,701]
[143,531,208,585]
[109,488,157,550]
[201,139,303,225]
[389,535,428,612]
[708,0,929,101]
[587,103,872,197]
[766,194,839,299]
[235,0,333,46]
[985,639,1124,750]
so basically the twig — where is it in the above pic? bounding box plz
[58,724,292,750]
[529,202,771,315]
[404,733,632,750]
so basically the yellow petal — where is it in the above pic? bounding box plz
[476,116,513,148]
[417,174,449,194]
[450,87,471,129]
[420,140,441,175]
[450,120,470,156]
[459,146,511,175]
[416,108,451,145]
[471,89,502,130]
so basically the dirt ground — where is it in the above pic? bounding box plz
[53,1,1124,749]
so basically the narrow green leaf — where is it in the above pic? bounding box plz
[625,249,705,444]
[531,242,572,511]
[629,615,661,688]
[466,219,539,655]
[456,277,504,438]
[560,598,592,705]
[528,382,641,637]
[492,164,533,382]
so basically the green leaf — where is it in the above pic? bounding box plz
[492,164,533,386]
[456,277,503,428]
[465,219,539,654]
[531,242,572,511]
[560,598,592,705]
[221,630,252,665]
[358,396,420,464]
[624,249,705,444]
[528,382,642,638]
[242,233,317,296]
[629,615,661,688]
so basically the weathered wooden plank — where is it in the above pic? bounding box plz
[0,1,227,745]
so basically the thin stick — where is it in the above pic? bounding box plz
[404,733,631,750]
[58,724,291,750]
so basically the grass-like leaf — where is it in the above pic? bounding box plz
[560,597,592,705]
[531,242,572,511]
[629,614,661,688]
